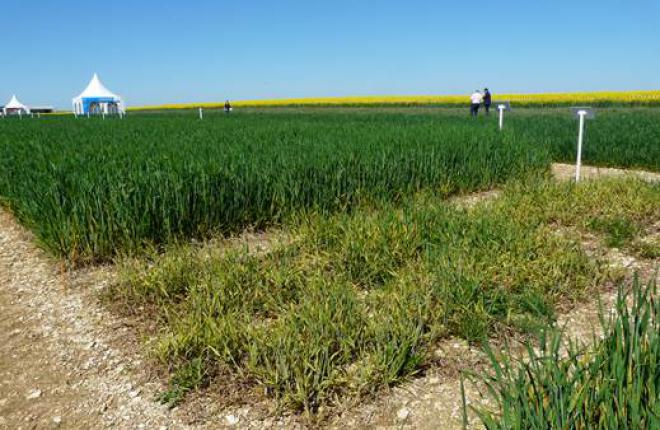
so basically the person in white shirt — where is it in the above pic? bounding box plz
[470,90,483,117]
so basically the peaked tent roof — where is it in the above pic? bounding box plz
[5,95,29,110]
[74,73,121,100]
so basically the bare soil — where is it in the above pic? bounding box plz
[0,163,657,429]
[0,210,187,430]
[551,163,660,183]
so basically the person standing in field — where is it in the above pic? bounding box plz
[224,100,232,113]
[483,88,492,115]
[470,90,483,117]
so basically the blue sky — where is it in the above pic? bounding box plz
[2,0,659,108]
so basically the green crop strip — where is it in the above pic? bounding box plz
[509,108,660,171]
[0,112,550,264]
[2,109,659,264]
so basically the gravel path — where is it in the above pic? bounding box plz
[0,209,187,430]
[552,163,660,182]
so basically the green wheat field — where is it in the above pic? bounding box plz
[1,107,658,426]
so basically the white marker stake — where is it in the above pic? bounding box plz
[199,107,203,120]
[575,110,587,182]
[498,105,506,130]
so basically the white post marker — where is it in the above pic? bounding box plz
[575,110,586,182]
[571,107,595,183]
[494,101,510,131]
[199,107,203,120]
[498,105,505,130]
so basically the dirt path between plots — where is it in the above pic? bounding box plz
[0,211,188,430]
[0,163,657,430]
[552,163,660,182]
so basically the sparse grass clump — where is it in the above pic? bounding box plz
[500,177,659,256]
[468,276,659,430]
[110,178,657,413]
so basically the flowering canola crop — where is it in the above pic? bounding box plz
[130,90,660,111]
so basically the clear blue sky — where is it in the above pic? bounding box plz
[2,0,659,108]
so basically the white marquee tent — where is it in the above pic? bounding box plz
[72,73,125,115]
[3,95,30,115]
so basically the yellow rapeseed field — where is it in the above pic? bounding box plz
[129,90,660,111]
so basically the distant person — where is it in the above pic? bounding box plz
[470,90,483,117]
[224,100,232,113]
[483,88,492,115]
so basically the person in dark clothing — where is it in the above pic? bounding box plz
[224,100,232,113]
[483,88,492,115]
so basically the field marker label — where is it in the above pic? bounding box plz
[494,101,510,131]
[571,107,595,182]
